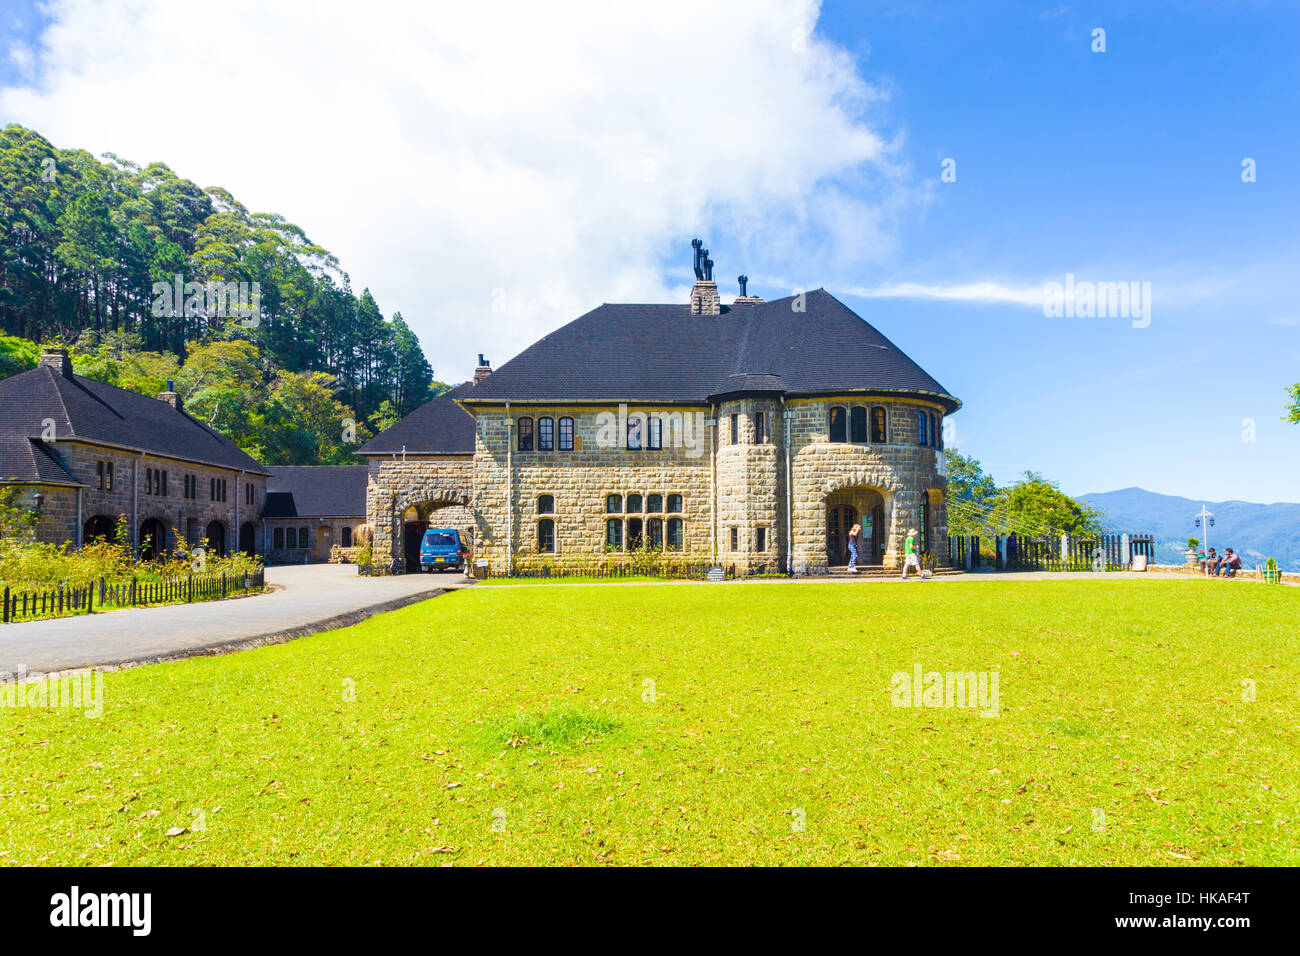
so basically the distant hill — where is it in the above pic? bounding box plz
[1080,488,1300,571]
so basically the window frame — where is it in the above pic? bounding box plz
[754,410,766,445]
[626,416,643,450]
[667,493,683,514]
[918,409,928,446]
[538,416,554,451]
[667,517,684,551]
[538,494,555,514]
[871,406,888,444]
[828,406,847,443]
[605,517,624,551]
[517,416,534,452]
[558,416,574,451]
[606,494,623,514]
[538,517,556,554]
[647,416,662,450]
[274,527,285,549]
[850,406,867,443]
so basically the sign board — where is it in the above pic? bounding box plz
[475,558,488,568]
[706,566,726,582]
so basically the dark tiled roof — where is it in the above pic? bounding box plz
[459,289,960,410]
[263,465,370,518]
[0,438,80,485]
[356,383,476,455]
[0,365,269,474]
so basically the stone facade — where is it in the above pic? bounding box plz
[363,396,950,575]
[264,517,366,564]
[19,440,267,556]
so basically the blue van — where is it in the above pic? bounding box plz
[419,528,465,573]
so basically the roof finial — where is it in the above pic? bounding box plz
[738,275,748,297]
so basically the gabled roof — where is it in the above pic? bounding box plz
[0,365,269,474]
[263,465,369,518]
[355,383,476,456]
[0,437,81,486]
[458,289,960,411]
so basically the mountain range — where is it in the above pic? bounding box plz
[1079,488,1300,571]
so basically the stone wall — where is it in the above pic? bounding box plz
[366,456,474,572]
[361,395,950,576]
[18,441,267,555]
[265,517,366,564]
[473,405,714,571]
[786,397,948,573]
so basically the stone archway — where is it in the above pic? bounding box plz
[825,485,890,566]
[367,458,474,573]
[83,514,117,545]
[139,517,166,561]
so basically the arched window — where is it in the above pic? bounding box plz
[627,493,643,513]
[667,494,683,513]
[647,493,663,513]
[871,406,887,444]
[627,415,643,450]
[828,406,847,443]
[648,517,663,548]
[517,417,534,451]
[918,410,928,446]
[558,417,574,450]
[850,406,867,443]
[341,526,352,547]
[628,518,644,549]
[538,417,554,451]
[935,413,943,449]
[538,494,555,514]
[667,517,684,551]
[274,527,285,549]
[606,518,624,551]
[538,518,555,553]
[606,494,622,514]
[285,527,296,549]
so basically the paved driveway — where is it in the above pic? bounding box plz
[0,564,471,675]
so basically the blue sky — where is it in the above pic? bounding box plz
[2,1,1297,504]
[718,2,1300,503]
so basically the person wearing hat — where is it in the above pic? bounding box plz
[901,527,922,579]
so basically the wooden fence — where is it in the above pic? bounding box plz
[2,568,265,623]
[948,534,1155,572]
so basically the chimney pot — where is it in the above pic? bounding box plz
[474,355,492,384]
[38,347,74,378]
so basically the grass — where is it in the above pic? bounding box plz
[1,578,1296,866]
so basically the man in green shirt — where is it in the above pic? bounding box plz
[901,527,921,580]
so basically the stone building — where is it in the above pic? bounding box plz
[0,348,269,556]
[361,249,961,574]
[263,465,368,563]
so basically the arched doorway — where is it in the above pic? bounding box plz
[825,486,889,566]
[84,514,117,544]
[205,520,226,556]
[398,499,470,573]
[139,518,166,560]
[239,522,256,556]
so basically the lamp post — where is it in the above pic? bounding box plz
[1194,505,1215,566]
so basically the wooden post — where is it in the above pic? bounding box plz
[2,585,8,624]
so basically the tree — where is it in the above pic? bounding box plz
[989,472,1102,537]
[1286,384,1299,424]
[944,450,1000,537]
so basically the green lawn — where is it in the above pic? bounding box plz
[2,579,1296,866]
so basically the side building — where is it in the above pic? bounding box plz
[263,464,368,563]
[0,347,269,556]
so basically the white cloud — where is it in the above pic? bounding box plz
[844,280,1044,306]
[1,0,915,381]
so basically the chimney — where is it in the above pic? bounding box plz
[157,379,181,411]
[688,238,721,316]
[473,354,492,384]
[734,274,763,304]
[38,347,73,378]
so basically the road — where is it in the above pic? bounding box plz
[0,564,470,675]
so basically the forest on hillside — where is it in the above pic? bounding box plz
[0,123,444,464]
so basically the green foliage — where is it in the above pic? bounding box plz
[1287,384,1300,424]
[945,451,1102,539]
[1187,537,1199,550]
[0,123,442,464]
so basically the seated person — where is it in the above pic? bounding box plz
[1218,548,1243,577]
[1199,548,1218,575]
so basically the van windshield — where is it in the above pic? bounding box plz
[424,532,457,547]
